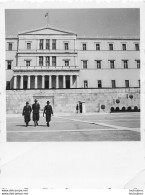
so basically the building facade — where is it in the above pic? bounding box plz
[6,25,140,113]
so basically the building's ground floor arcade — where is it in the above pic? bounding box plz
[12,72,79,89]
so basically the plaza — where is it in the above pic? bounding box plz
[7,112,140,142]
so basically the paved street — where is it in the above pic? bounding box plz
[7,112,140,141]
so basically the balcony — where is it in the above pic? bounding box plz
[13,65,80,71]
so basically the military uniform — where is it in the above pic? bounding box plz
[43,102,53,127]
[32,101,40,126]
[22,103,32,127]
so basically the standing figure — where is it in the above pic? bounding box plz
[43,101,53,127]
[22,101,32,127]
[76,104,79,113]
[32,99,40,127]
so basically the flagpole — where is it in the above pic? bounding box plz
[45,12,49,26]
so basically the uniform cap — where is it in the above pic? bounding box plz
[34,99,38,102]
[47,101,50,103]
[26,101,29,104]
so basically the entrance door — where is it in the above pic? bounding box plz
[24,81,27,89]
[66,80,70,89]
[45,81,49,89]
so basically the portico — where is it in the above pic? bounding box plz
[13,73,79,89]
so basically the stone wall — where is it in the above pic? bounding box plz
[6,88,140,114]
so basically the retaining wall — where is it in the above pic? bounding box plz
[6,88,140,114]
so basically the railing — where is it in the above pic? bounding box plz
[14,66,80,70]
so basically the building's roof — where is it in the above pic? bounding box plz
[18,25,77,35]
[6,36,18,39]
[77,36,140,40]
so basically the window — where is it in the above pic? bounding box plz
[6,81,10,90]
[84,80,88,88]
[83,43,87,50]
[82,61,87,69]
[27,43,31,50]
[52,56,56,66]
[7,61,12,69]
[8,43,12,51]
[136,60,140,69]
[46,39,50,50]
[98,80,102,88]
[135,43,139,51]
[123,60,128,69]
[122,44,126,50]
[96,61,101,69]
[109,44,113,50]
[39,39,43,50]
[39,56,43,66]
[64,43,69,50]
[111,80,116,88]
[96,44,100,50]
[46,56,50,66]
[125,80,129,88]
[52,39,56,50]
[64,60,69,66]
[109,60,115,69]
[26,60,30,67]
[138,80,140,88]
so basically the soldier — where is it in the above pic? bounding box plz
[43,101,53,127]
[32,99,40,127]
[22,101,32,127]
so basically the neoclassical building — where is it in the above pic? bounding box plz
[6,25,140,113]
[6,25,140,90]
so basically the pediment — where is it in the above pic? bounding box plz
[19,26,77,36]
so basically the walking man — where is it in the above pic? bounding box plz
[22,101,32,127]
[32,99,40,127]
[43,101,53,127]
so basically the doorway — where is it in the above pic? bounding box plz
[24,81,27,89]
[66,80,70,89]
[45,81,49,89]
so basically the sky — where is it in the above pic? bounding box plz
[5,9,140,37]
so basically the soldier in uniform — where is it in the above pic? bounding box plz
[22,101,32,127]
[43,101,53,127]
[32,99,40,127]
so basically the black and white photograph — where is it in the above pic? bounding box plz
[5,8,140,142]
[0,1,145,191]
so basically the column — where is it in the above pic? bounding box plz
[49,75,52,89]
[70,75,73,88]
[76,75,79,88]
[50,56,52,66]
[75,56,77,67]
[42,75,45,89]
[20,75,23,89]
[56,75,59,88]
[44,39,46,50]
[63,75,66,88]
[35,75,38,89]
[28,75,30,89]
[14,75,17,89]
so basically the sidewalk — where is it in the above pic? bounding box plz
[6,112,109,118]
[6,111,138,118]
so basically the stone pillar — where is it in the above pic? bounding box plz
[70,75,73,88]
[42,75,45,89]
[50,56,52,66]
[76,75,79,88]
[44,39,46,50]
[56,75,59,88]
[35,75,38,89]
[20,75,23,89]
[63,75,66,88]
[49,75,52,89]
[75,56,77,67]
[14,75,17,89]
[28,75,30,89]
